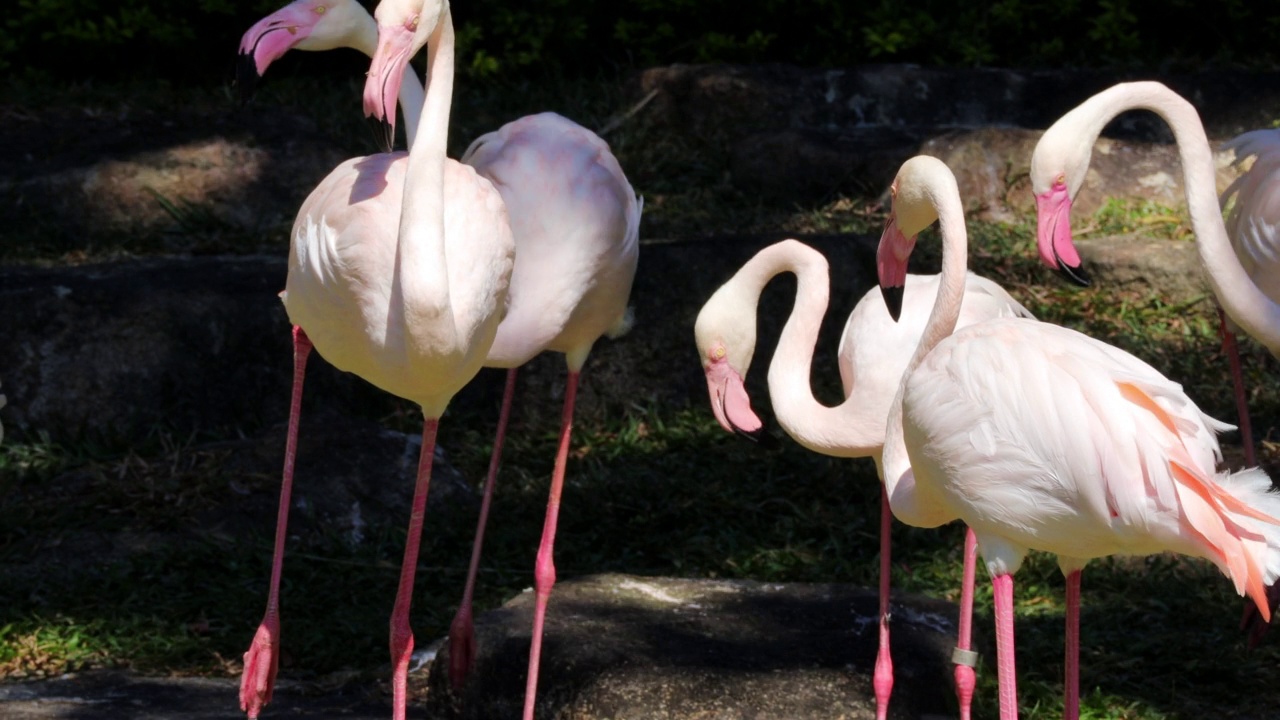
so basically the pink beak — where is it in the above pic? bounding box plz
[363,22,416,152]
[238,1,320,79]
[876,215,915,321]
[1034,185,1090,286]
[704,358,763,437]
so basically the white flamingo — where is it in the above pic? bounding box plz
[693,239,1032,720]
[1030,81,1280,470]
[237,1,515,719]
[879,154,1280,720]
[238,0,642,703]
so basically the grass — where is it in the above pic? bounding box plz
[4,73,1280,719]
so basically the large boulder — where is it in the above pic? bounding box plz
[422,573,967,720]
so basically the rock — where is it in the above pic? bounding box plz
[919,129,1239,222]
[0,235,882,445]
[1073,234,1208,303]
[0,256,394,442]
[634,64,1279,204]
[0,669,387,719]
[422,573,966,720]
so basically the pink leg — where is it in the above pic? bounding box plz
[449,367,519,689]
[1064,570,1081,720]
[521,370,580,720]
[390,419,440,720]
[873,489,893,720]
[240,326,311,719]
[992,573,1019,720]
[1219,308,1257,467]
[953,528,979,720]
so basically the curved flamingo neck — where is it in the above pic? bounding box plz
[1069,82,1280,352]
[882,174,969,519]
[395,6,456,356]
[744,245,885,460]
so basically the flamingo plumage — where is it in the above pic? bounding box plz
[238,0,641,706]
[1030,81,1280,470]
[238,1,515,719]
[693,240,1032,720]
[879,154,1280,720]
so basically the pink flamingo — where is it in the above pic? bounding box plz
[238,1,516,718]
[693,239,1032,720]
[878,154,1280,720]
[1030,81,1280,470]
[363,3,639,719]
[238,0,641,705]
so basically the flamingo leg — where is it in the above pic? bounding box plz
[1064,569,1082,720]
[953,527,979,720]
[390,419,440,720]
[992,573,1019,720]
[521,370,580,720]
[240,326,312,719]
[449,367,519,689]
[873,489,894,720]
[1219,308,1257,467]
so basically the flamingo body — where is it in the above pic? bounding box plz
[1222,129,1280,310]
[283,151,512,416]
[880,154,1280,720]
[694,240,1029,720]
[466,112,641,369]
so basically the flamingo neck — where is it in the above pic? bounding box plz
[882,182,968,519]
[1076,82,1280,352]
[394,6,456,356]
[745,245,884,460]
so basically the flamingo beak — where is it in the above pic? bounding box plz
[704,357,763,440]
[236,1,321,103]
[876,215,913,322]
[364,22,415,153]
[1034,185,1091,287]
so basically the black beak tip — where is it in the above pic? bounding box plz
[1056,260,1091,288]
[367,115,395,153]
[880,284,904,322]
[235,53,261,105]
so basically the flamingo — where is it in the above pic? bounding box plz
[1030,81,1280,470]
[693,240,1032,720]
[239,0,642,700]
[878,154,1280,720]
[237,0,516,718]
[363,3,638,718]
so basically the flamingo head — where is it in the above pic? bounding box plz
[876,158,946,321]
[1030,122,1093,287]
[694,282,764,439]
[365,0,443,152]
[237,0,368,101]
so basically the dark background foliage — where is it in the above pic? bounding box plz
[4,0,1278,83]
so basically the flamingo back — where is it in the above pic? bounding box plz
[1222,129,1280,302]
[839,272,1032,433]
[902,317,1280,595]
[463,112,641,369]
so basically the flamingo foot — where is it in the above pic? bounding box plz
[872,631,893,720]
[239,618,280,719]
[448,604,476,690]
[954,661,976,720]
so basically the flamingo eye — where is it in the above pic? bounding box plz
[407,14,419,31]
[314,4,326,14]
[1055,173,1066,188]
[715,346,726,359]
